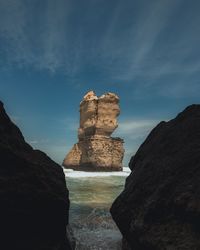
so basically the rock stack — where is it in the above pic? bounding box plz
[63,91,124,171]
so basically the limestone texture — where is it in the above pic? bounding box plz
[63,91,124,171]
[110,105,200,250]
[0,101,74,250]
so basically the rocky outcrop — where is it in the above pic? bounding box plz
[111,105,200,250]
[0,101,73,250]
[63,91,124,171]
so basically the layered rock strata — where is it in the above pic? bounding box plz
[111,105,200,250]
[63,91,124,171]
[0,101,73,250]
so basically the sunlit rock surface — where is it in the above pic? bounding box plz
[63,91,124,171]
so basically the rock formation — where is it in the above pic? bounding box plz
[0,101,74,250]
[111,105,200,250]
[63,91,124,171]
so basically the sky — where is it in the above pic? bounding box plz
[0,0,200,166]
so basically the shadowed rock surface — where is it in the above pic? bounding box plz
[111,105,200,250]
[63,91,124,171]
[0,101,73,250]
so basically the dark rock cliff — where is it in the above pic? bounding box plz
[0,101,73,250]
[111,105,200,250]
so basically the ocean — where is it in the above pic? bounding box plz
[64,167,131,250]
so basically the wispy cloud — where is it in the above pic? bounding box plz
[115,119,159,139]
[0,0,74,73]
[27,139,49,145]
[0,0,200,100]
[128,1,180,67]
[157,80,200,99]
[113,118,160,165]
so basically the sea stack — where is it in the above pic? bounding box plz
[63,91,124,171]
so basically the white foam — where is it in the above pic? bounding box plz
[64,167,131,178]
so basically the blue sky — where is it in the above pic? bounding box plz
[0,0,200,166]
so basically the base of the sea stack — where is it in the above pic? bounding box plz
[64,164,123,172]
[63,137,124,172]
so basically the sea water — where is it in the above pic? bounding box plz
[64,167,131,250]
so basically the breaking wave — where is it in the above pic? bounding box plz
[71,207,122,250]
[65,166,130,249]
[64,167,131,178]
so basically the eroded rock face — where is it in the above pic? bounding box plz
[63,91,124,171]
[110,105,200,250]
[0,101,73,250]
